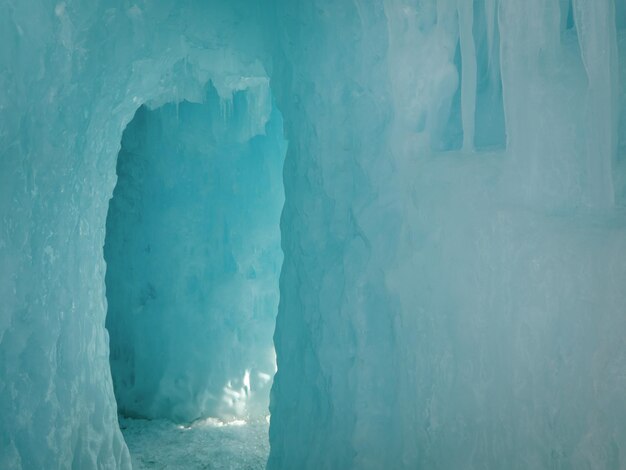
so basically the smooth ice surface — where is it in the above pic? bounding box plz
[105,83,284,424]
[1,0,626,469]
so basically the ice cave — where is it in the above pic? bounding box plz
[1,0,626,469]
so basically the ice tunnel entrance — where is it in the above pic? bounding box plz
[103,81,286,468]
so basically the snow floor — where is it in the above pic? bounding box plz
[119,417,269,469]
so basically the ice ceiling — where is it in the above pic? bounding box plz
[1,0,626,469]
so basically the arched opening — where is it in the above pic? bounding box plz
[103,80,286,468]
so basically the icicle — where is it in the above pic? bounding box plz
[173,85,180,123]
[558,0,570,31]
[572,0,618,207]
[458,0,476,151]
[220,94,233,122]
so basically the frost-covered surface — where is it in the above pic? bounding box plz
[105,83,284,424]
[119,417,269,470]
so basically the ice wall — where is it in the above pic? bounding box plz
[268,3,403,469]
[2,0,626,468]
[105,83,284,424]
[0,1,271,467]
[268,0,626,469]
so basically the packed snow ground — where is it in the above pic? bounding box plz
[119,417,269,470]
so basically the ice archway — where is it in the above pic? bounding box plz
[104,81,284,425]
[0,2,281,466]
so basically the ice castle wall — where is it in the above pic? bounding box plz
[1,0,626,468]
[0,1,271,467]
[104,84,284,424]
[268,0,626,468]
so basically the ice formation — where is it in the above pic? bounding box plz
[105,82,284,424]
[1,0,625,469]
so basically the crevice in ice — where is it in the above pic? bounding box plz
[103,80,286,468]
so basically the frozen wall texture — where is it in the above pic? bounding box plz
[105,83,284,424]
[268,0,626,469]
[0,0,271,468]
[1,0,626,469]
